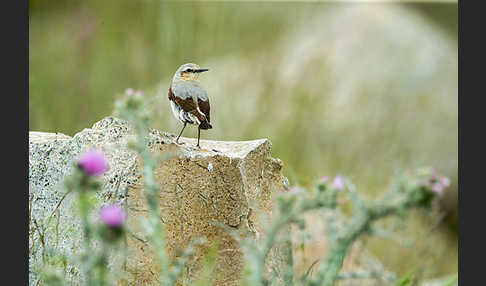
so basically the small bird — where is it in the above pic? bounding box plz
[168,63,212,148]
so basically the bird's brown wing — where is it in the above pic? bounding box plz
[198,98,210,123]
[168,86,208,123]
[197,98,212,129]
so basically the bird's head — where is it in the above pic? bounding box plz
[173,63,209,82]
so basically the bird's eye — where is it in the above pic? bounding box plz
[186,69,193,73]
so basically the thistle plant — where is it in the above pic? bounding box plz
[30,150,99,285]
[99,205,126,242]
[53,147,127,286]
[234,168,449,286]
[113,90,173,284]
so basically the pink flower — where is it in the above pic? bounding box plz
[99,205,126,227]
[430,176,450,196]
[439,176,450,188]
[332,175,344,191]
[77,149,109,176]
[125,88,134,96]
[431,183,445,196]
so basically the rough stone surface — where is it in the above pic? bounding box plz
[29,116,287,285]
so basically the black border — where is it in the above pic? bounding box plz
[458,0,481,285]
[4,0,29,284]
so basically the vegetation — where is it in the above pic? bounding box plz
[31,93,453,285]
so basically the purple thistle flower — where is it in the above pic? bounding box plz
[332,175,345,191]
[100,205,126,227]
[125,88,134,96]
[439,176,450,188]
[430,176,450,196]
[431,183,445,196]
[77,149,109,176]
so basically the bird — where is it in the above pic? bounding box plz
[168,63,212,148]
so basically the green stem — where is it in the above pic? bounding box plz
[319,209,370,286]
[97,242,108,286]
[312,195,413,286]
[79,184,93,286]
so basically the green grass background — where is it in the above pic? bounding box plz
[29,0,457,280]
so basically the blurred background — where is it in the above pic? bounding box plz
[29,0,457,281]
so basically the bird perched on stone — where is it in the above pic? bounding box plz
[168,63,212,148]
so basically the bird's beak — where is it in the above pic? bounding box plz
[195,68,209,73]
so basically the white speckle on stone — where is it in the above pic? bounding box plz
[208,161,213,172]
[283,177,290,190]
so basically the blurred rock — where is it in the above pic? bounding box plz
[29,116,287,285]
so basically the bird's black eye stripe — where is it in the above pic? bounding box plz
[186,69,193,73]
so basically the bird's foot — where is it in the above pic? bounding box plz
[196,144,201,149]
[175,140,185,145]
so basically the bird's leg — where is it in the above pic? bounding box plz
[176,122,187,145]
[196,126,201,148]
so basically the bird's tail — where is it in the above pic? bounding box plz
[199,121,212,130]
